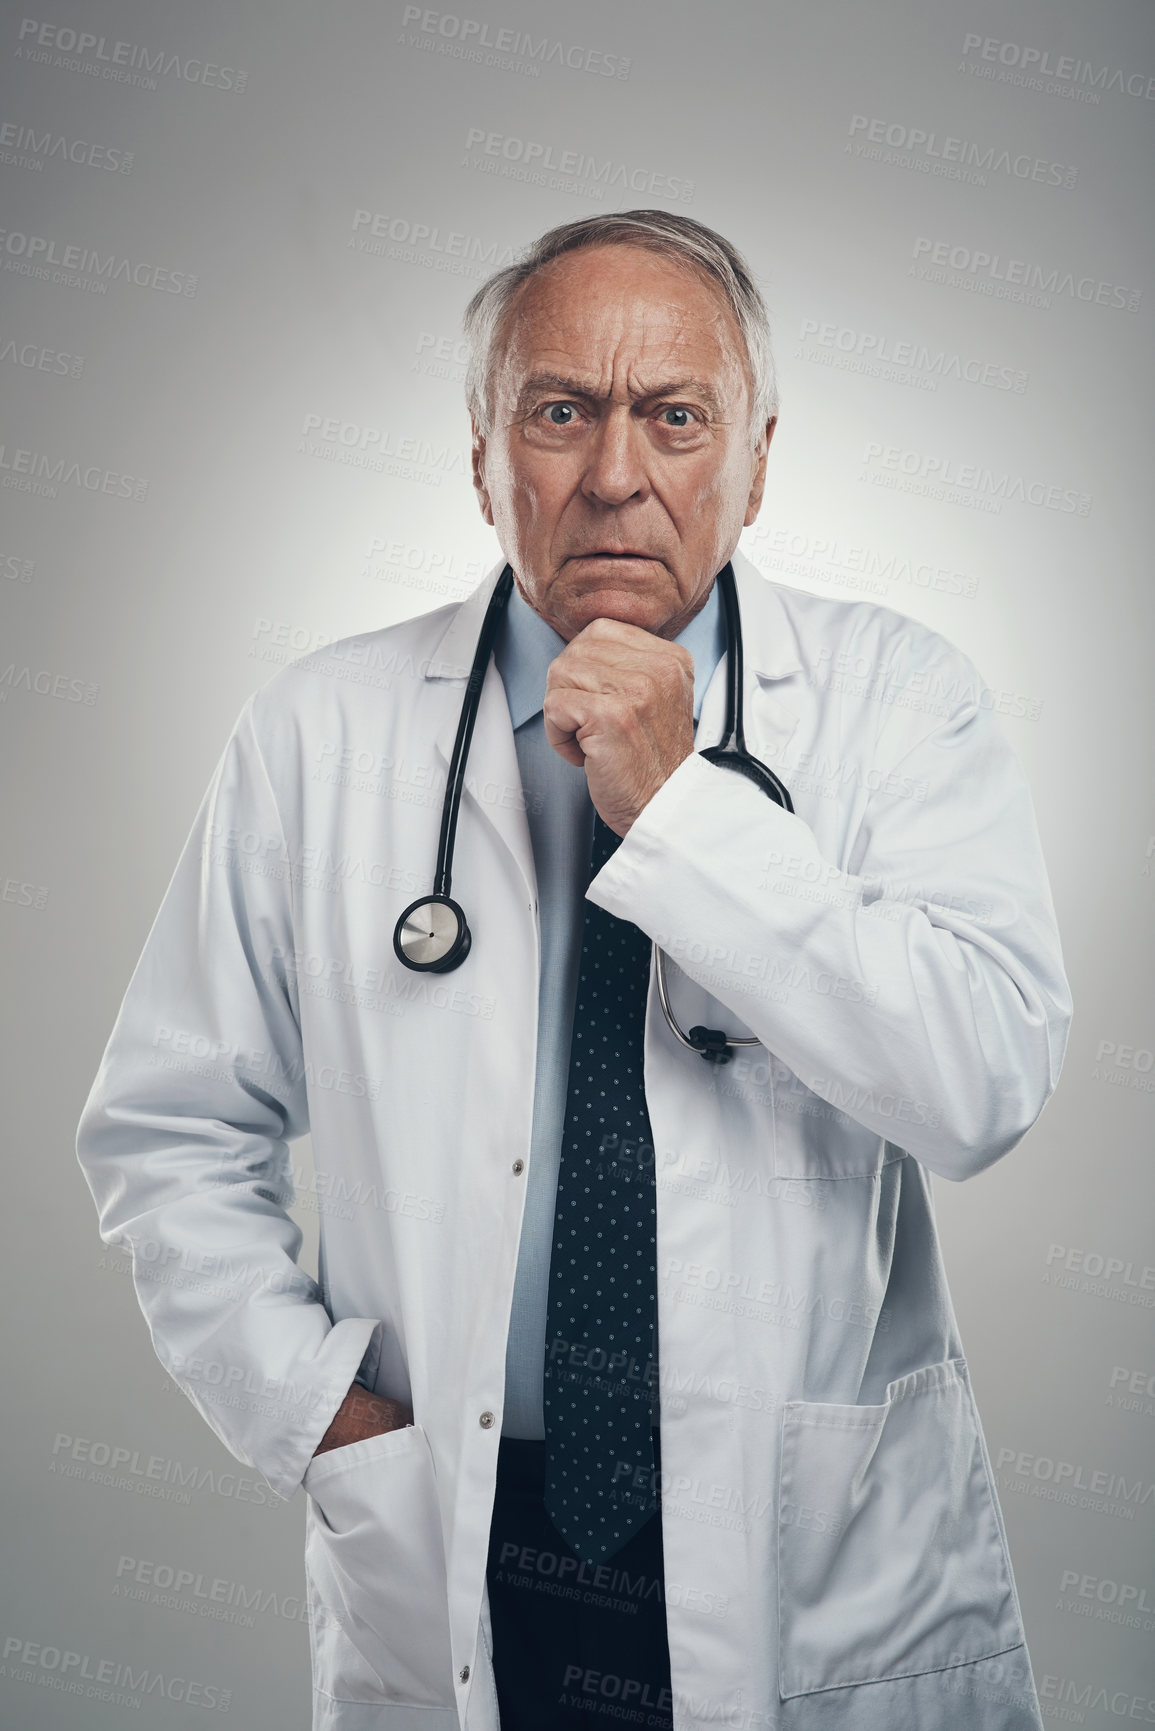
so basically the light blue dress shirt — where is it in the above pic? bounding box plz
[492,572,726,1439]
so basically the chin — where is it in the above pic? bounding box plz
[567,595,673,637]
[571,570,672,615]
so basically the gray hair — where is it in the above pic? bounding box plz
[462,210,778,447]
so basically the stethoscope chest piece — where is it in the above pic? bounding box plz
[392,564,515,977]
[393,894,472,972]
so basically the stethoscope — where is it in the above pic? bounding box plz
[392,561,793,1063]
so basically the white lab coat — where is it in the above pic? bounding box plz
[76,551,1071,1731]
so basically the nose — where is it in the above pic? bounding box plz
[580,406,649,508]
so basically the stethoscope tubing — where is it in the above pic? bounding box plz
[434,563,515,899]
[653,946,761,1053]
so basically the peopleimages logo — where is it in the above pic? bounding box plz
[298,411,467,489]
[911,237,1140,313]
[399,7,631,79]
[462,128,694,203]
[994,1447,1154,1521]
[961,33,1155,102]
[0,663,98,704]
[412,329,468,383]
[113,1554,310,1626]
[349,208,516,280]
[746,522,979,602]
[847,115,1077,188]
[2,1634,232,1712]
[14,18,247,92]
[0,119,133,173]
[0,337,84,378]
[0,227,196,295]
[1056,1568,1155,1631]
[798,319,1027,395]
[0,441,147,500]
[1038,1675,1155,1722]
[861,441,1092,518]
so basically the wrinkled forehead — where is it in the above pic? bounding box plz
[491,244,750,400]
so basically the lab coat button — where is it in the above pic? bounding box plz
[459,1664,470,1683]
[479,1410,495,1429]
[511,1159,525,1175]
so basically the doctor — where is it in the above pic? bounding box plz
[77,211,1072,1731]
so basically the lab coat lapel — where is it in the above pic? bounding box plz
[426,563,538,912]
[695,551,803,770]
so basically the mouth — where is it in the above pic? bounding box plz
[571,550,659,562]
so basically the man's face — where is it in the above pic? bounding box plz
[471,244,775,642]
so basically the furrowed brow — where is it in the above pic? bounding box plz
[514,372,601,410]
[633,378,723,415]
[514,372,723,414]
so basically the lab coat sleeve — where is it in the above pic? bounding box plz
[75,694,380,1501]
[588,672,1072,1182]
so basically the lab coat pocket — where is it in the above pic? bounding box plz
[304,1424,455,1708]
[768,1058,906,1179]
[777,1357,1022,1698]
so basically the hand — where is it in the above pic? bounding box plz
[312,1382,413,1456]
[542,618,695,836]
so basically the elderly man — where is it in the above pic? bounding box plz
[77,212,1071,1731]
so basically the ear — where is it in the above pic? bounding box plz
[743,415,777,527]
[470,415,494,526]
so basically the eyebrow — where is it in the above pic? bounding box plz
[513,372,724,416]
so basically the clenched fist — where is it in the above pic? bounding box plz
[543,617,696,836]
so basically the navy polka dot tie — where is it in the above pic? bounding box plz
[543,810,659,1564]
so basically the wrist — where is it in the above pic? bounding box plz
[313,1385,413,1457]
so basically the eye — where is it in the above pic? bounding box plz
[543,402,579,425]
[660,406,696,428]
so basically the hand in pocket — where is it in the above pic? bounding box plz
[313,1382,414,1457]
[304,1425,456,1708]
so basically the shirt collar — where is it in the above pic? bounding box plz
[494,573,726,732]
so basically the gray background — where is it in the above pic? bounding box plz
[2,0,1152,1723]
